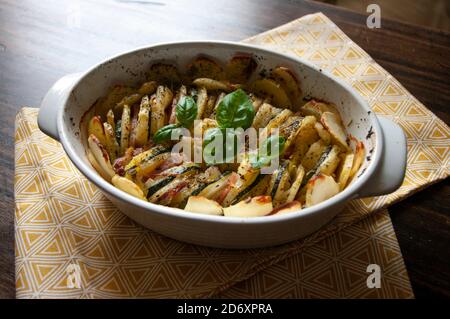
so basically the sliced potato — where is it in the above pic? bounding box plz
[148,63,181,86]
[223,196,273,217]
[267,161,291,207]
[337,152,354,190]
[192,78,239,92]
[195,86,208,119]
[120,105,131,153]
[301,100,340,120]
[112,175,146,200]
[88,134,115,180]
[103,122,119,161]
[106,109,116,132]
[187,56,224,80]
[301,139,328,171]
[270,201,302,215]
[87,150,111,181]
[203,94,217,119]
[150,86,173,135]
[305,174,339,207]
[134,95,151,146]
[321,112,349,150]
[252,102,280,129]
[88,116,107,146]
[271,67,301,107]
[250,94,263,112]
[286,165,305,202]
[314,122,332,145]
[138,81,158,95]
[348,141,365,183]
[185,196,224,215]
[115,93,141,113]
[226,55,257,83]
[251,79,292,109]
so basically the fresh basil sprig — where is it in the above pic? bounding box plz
[216,89,255,129]
[250,135,286,168]
[153,96,197,143]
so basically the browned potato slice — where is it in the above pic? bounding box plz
[271,67,302,107]
[192,78,240,92]
[337,152,354,190]
[223,196,273,217]
[88,134,115,180]
[226,55,257,83]
[185,196,223,215]
[88,116,107,146]
[138,81,158,95]
[305,174,339,207]
[314,122,332,145]
[321,112,349,150]
[187,56,224,80]
[148,63,181,86]
[348,141,365,183]
[86,150,111,181]
[301,100,340,120]
[250,79,293,109]
[106,109,116,132]
[270,201,302,215]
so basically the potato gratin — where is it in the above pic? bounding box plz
[86,54,365,217]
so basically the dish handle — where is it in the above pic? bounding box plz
[356,117,407,198]
[38,73,83,141]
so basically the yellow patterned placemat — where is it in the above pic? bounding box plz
[15,12,449,298]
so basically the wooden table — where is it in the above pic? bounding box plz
[0,0,448,299]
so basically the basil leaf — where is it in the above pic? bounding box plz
[176,96,197,128]
[153,124,182,144]
[251,136,286,168]
[216,89,255,129]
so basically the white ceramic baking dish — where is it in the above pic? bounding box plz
[38,41,406,248]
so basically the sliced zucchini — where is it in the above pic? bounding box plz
[336,152,354,190]
[197,171,233,199]
[184,196,223,215]
[223,196,273,217]
[317,144,341,175]
[305,174,339,207]
[112,175,146,201]
[301,140,328,171]
[267,161,291,207]
[226,55,257,83]
[321,111,349,150]
[148,177,189,205]
[145,164,200,198]
[125,145,170,175]
[232,174,270,204]
[280,116,303,151]
[251,78,292,109]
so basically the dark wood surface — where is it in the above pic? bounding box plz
[0,0,448,299]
